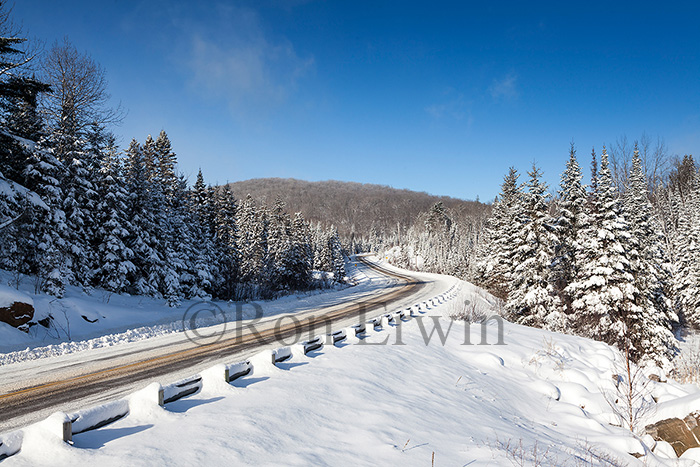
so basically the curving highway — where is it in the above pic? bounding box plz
[0,257,446,434]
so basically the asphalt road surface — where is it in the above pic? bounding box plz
[0,257,435,433]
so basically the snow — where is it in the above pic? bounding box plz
[69,400,129,435]
[0,176,47,211]
[0,259,381,364]
[0,286,32,309]
[2,259,700,465]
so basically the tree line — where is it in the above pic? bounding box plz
[0,4,346,304]
[378,140,697,368]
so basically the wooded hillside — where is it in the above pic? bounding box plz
[227,178,489,238]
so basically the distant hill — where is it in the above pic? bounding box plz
[226,178,489,238]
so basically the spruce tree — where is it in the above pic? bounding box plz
[673,176,700,329]
[238,194,268,289]
[288,212,313,289]
[267,197,293,291]
[554,145,588,309]
[212,184,239,299]
[623,144,678,364]
[329,225,346,283]
[567,148,645,360]
[92,135,134,293]
[123,139,162,297]
[506,164,562,329]
[23,141,68,296]
[475,167,522,299]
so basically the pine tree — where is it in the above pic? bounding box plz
[673,176,700,329]
[312,222,332,272]
[123,139,162,297]
[212,184,239,299]
[267,197,293,291]
[287,212,312,289]
[0,8,49,183]
[51,108,94,288]
[506,164,562,329]
[554,144,588,308]
[328,225,346,283]
[475,167,522,299]
[238,194,268,289]
[567,148,645,360]
[23,140,68,296]
[155,130,179,200]
[92,135,134,293]
[623,144,678,364]
[0,76,49,183]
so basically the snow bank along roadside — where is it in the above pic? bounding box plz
[3,274,700,465]
[0,258,382,365]
[0,282,461,462]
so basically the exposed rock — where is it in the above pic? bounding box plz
[646,411,700,457]
[0,301,34,330]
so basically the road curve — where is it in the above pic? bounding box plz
[0,257,427,433]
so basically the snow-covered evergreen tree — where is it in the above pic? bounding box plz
[673,175,700,329]
[567,148,645,360]
[123,138,162,297]
[329,226,346,283]
[50,110,95,288]
[475,167,522,299]
[212,184,239,299]
[23,141,68,296]
[287,212,312,289]
[506,164,562,329]
[554,145,588,307]
[238,194,268,289]
[623,144,678,364]
[92,135,134,293]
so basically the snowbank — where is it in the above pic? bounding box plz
[0,286,33,309]
[3,263,700,466]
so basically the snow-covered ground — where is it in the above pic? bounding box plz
[0,258,393,363]
[3,262,700,465]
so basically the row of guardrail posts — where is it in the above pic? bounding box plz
[5,282,464,456]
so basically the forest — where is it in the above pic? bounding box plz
[0,5,346,304]
[377,140,698,369]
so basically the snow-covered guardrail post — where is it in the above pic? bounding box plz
[272,348,292,365]
[382,313,395,326]
[0,433,22,460]
[69,399,130,437]
[303,336,323,354]
[62,416,72,444]
[329,330,346,345]
[368,317,382,331]
[225,361,253,382]
[163,376,203,404]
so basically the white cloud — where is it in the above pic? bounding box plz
[184,5,314,119]
[425,89,469,121]
[489,73,518,101]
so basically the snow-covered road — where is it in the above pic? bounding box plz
[0,257,453,434]
[4,262,700,465]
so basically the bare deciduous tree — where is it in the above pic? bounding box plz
[0,1,41,81]
[39,39,124,136]
[608,133,669,196]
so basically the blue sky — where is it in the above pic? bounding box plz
[14,1,700,201]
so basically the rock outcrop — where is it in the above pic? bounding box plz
[646,412,700,457]
[0,301,34,331]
